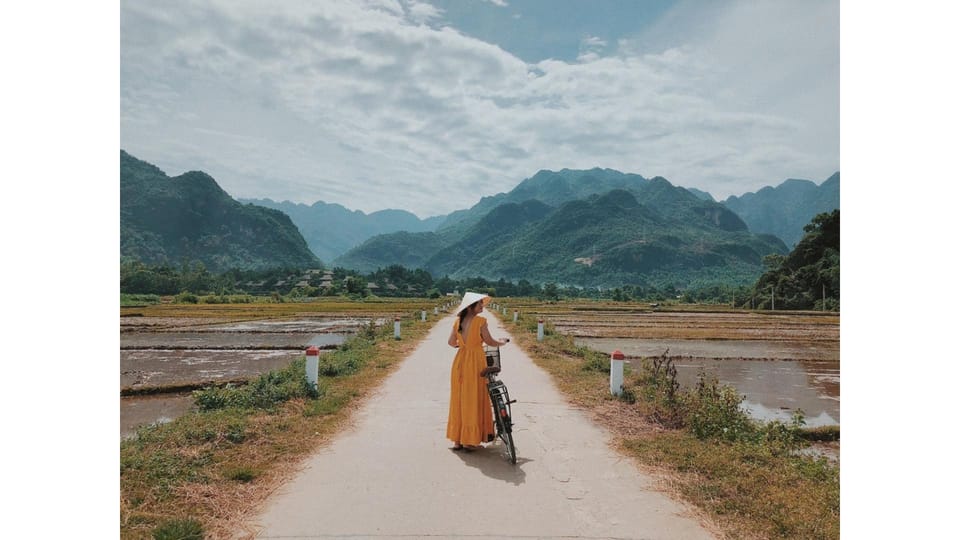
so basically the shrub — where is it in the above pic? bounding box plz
[357,320,380,340]
[193,358,319,411]
[684,371,755,441]
[636,352,685,428]
[174,291,198,304]
[152,518,203,540]
[121,293,161,307]
[581,351,610,372]
[319,337,374,376]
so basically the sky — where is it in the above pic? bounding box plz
[120,0,839,218]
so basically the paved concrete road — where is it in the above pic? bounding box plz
[248,314,716,539]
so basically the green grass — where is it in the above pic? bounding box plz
[151,518,203,540]
[121,293,161,307]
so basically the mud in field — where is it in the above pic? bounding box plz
[577,337,838,362]
[120,316,368,437]
[120,349,314,389]
[545,309,841,430]
[121,332,347,350]
[551,310,839,342]
[121,316,371,334]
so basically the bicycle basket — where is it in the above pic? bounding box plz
[484,346,501,369]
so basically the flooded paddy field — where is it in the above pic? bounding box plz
[580,338,839,426]
[119,299,445,439]
[120,393,195,439]
[120,316,370,439]
[515,304,841,429]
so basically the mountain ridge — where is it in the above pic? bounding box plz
[120,150,320,272]
[242,198,445,262]
[335,176,787,288]
[722,172,839,247]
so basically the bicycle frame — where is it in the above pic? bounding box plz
[484,346,517,464]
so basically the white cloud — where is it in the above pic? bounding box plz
[577,36,607,63]
[404,0,443,24]
[121,0,838,217]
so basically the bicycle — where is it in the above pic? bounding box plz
[483,345,517,464]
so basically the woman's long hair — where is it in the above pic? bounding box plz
[457,300,480,333]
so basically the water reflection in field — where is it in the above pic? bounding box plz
[121,393,195,440]
[577,337,840,427]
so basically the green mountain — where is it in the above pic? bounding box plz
[120,150,320,272]
[335,173,786,288]
[330,230,448,274]
[241,198,445,262]
[722,172,840,248]
[436,167,650,233]
[685,187,716,202]
[424,199,554,276]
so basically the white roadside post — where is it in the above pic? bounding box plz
[305,346,320,390]
[537,319,544,341]
[421,310,426,321]
[513,310,518,322]
[394,317,401,340]
[434,306,438,315]
[610,349,625,396]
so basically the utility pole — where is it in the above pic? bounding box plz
[770,285,775,311]
[822,283,826,311]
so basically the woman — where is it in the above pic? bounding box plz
[446,292,510,451]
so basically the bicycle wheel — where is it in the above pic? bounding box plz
[492,396,507,436]
[493,404,516,464]
[501,423,516,464]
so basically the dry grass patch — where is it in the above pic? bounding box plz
[623,432,839,539]
[122,297,444,320]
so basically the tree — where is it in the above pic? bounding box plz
[541,282,559,301]
[344,276,367,296]
[751,210,839,310]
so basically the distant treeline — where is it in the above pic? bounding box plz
[120,260,740,303]
[120,210,838,309]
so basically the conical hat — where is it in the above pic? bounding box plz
[454,291,491,316]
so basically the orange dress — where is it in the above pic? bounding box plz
[446,315,495,445]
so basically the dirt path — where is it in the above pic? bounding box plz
[244,314,717,539]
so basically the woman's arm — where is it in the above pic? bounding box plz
[479,319,510,347]
[448,325,459,347]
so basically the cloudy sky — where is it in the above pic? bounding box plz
[121,0,839,218]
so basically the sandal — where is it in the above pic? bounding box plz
[451,443,464,451]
